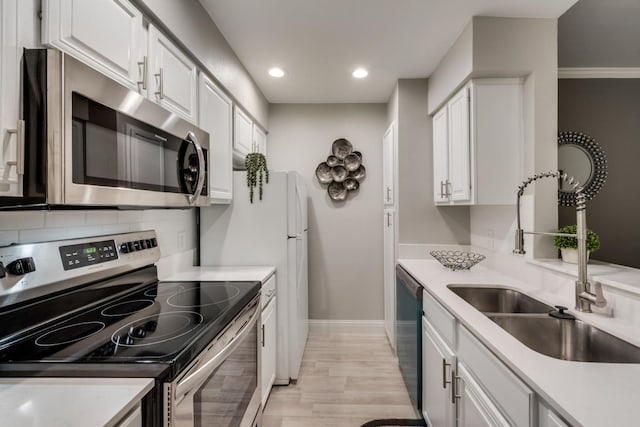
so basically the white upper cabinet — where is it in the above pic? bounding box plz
[42,0,145,92]
[433,79,523,205]
[198,74,233,203]
[382,122,395,206]
[252,124,267,156]
[147,25,198,123]
[432,107,449,203]
[0,0,33,197]
[233,106,253,166]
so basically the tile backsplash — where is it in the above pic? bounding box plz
[0,209,196,260]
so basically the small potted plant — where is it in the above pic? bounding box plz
[553,224,600,264]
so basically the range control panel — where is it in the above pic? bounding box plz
[59,240,118,271]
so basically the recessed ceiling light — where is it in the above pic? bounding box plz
[268,67,286,78]
[352,68,368,79]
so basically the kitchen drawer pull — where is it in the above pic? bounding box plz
[442,358,452,389]
[137,56,148,90]
[386,212,391,227]
[261,324,265,347]
[386,186,391,202]
[154,67,164,99]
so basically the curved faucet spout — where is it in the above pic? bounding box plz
[513,172,605,313]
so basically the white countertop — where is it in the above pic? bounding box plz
[0,377,154,427]
[163,265,275,283]
[399,258,640,427]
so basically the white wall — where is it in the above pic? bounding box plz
[267,104,387,320]
[0,209,196,264]
[133,0,269,127]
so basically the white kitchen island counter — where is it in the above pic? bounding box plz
[399,258,640,427]
[0,377,153,427]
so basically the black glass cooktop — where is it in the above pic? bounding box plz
[0,267,260,379]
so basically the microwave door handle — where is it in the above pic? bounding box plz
[174,304,259,402]
[186,131,206,205]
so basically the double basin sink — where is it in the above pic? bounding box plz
[447,286,640,363]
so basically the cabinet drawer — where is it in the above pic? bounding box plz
[261,273,276,309]
[423,292,456,347]
[458,325,533,426]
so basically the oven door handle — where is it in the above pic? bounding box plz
[174,303,259,401]
[186,131,206,205]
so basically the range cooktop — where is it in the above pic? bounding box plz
[0,268,259,378]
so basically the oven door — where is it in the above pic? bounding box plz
[165,297,262,427]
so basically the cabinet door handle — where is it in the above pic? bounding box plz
[386,212,391,227]
[154,67,164,99]
[261,324,265,347]
[6,120,25,176]
[137,56,148,90]
[386,187,391,202]
[442,358,452,389]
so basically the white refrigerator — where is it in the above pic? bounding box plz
[199,171,309,384]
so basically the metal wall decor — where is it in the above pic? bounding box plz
[557,131,607,207]
[315,138,366,201]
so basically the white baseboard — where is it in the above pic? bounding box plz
[308,320,386,336]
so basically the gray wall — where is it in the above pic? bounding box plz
[558,79,640,268]
[267,104,387,320]
[134,0,269,127]
[396,79,470,244]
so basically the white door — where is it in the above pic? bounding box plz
[261,296,277,406]
[432,106,449,203]
[234,106,253,162]
[382,122,395,205]
[422,317,455,427]
[148,24,197,123]
[287,172,308,237]
[198,74,233,203]
[457,364,510,427]
[383,208,396,350]
[447,85,471,202]
[287,229,308,381]
[0,0,23,197]
[42,0,144,91]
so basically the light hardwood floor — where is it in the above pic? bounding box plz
[262,334,419,427]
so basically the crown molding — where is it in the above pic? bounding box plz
[558,67,640,79]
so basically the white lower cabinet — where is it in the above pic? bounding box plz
[422,316,455,427]
[456,363,510,427]
[261,275,277,406]
[422,292,539,427]
[383,208,396,350]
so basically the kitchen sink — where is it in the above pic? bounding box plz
[488,314,640,363]
[447,285,640,363]
[447,285,554,314]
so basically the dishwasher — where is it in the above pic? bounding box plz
[395,265,423,413]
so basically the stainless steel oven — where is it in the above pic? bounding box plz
[166,296,261,427]
[0,49,209,209]
[0,231,260,427]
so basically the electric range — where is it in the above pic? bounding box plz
[0,230,262,427]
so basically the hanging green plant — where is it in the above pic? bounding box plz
[245,152,269,203]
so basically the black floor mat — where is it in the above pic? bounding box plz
[360,419,427,427]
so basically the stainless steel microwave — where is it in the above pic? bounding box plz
[0,49,209,209]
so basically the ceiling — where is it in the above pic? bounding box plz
[199,0,578,104]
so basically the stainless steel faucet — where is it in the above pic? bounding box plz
[513,171,607,313]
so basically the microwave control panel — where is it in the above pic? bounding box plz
[59,240,118,271]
